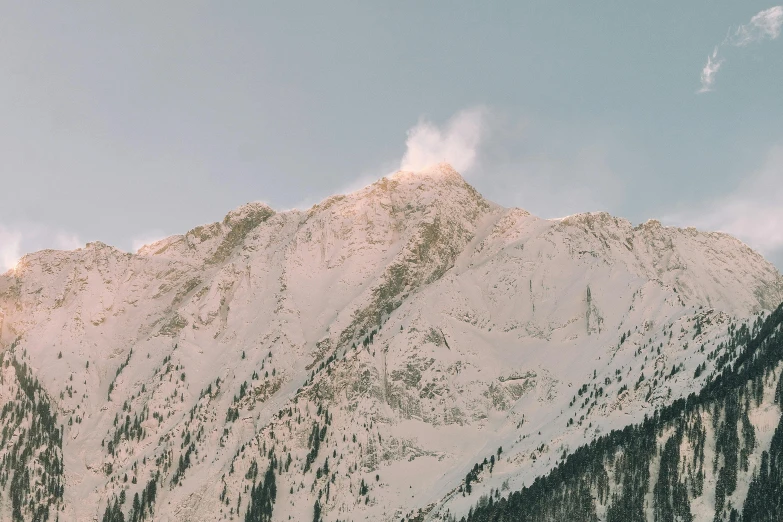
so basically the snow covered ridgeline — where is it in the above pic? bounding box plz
[0,163,781,521]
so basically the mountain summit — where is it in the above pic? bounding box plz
[0,167,781,521]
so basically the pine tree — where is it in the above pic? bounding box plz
[245,459,277,522]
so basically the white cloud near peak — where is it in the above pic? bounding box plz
[289,109,485,210]
[698,6,782,93]
[399,108,484,175]
[0,227,22,272]
[0,224,82,272]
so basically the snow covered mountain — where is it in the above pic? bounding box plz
[0,163,781,521]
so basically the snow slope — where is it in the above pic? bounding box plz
[0,163,781,521]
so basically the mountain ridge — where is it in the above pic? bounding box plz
[0,164,781,521]
[6,162,775,286]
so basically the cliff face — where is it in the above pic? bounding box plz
[0,163,781,521]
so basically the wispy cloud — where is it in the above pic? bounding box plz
[698,6,782,93]
[667,144,783,258]
[0,224,82,272]
[0,227,23,272]
[698,47,724,93]
[289,108,486,210]
[399,108,485,174]
[730,6,783,46]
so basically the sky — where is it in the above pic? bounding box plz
[1,2,782,270]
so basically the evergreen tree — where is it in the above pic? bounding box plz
[245,459,277,522]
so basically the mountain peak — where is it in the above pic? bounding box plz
[378,162,481,204]
[389,161,463,182]
[222,201,275,227]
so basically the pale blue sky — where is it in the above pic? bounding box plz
[1,2,781,268]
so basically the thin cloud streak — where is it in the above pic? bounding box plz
[698,47,724,93]
[698,6,782,93]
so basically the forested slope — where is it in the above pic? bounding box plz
[459,302,783,522]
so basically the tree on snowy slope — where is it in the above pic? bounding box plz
[245,459,277,522]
